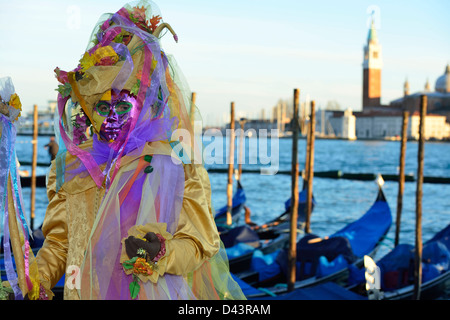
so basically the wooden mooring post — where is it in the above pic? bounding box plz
[413,95,427,300]
[30,104,38,231]
[395,110,409,247]
[305,100,316,234]
[189,91,196,126]
[288,89,300,292]
[189,92,197,163]
[226,102,236,226]
[238,118,247,181]
[303,106,311,192]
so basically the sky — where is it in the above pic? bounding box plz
[0,0,449,126]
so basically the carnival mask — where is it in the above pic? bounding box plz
[92,90,137,142]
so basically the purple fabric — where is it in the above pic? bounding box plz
[0,115,23,299]
[60,15,177,189]
[109,42,134,95]
[65,115,176,182]
[85,154,186,299]
[61,5,193,299]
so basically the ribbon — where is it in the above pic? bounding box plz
[1,113,40,299]
[9,176,33,292]
[0,115,22,299]
[56,94,105,188]
[7,122,31,239]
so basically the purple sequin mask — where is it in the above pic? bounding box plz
[92,90,137,142]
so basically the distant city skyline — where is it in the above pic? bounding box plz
[0,0,449,126]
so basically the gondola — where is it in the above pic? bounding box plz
[249,186,315,240]
[221,224,290,274]
[236,182,392,298]
[231,273,367,300]
[219,187,314,274]
[347,223,450,300]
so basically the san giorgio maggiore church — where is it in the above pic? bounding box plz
[326,19,450,141]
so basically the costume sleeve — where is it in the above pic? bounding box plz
[159,163,220,276]
[35,163,68,296]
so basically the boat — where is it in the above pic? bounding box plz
[231,273,367,300]
[347,223,450,300]
[220,187,314,274]
[249,186,314,239]
[221,224,290,274]
[236,181,392,298]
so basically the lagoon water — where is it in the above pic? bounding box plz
[15,135,450,262]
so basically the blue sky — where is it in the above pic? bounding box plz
[0,0,449,126]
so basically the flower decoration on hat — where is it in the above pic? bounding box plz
[0,81,22,123]
[53,3,178,141]
[51,1,181,191]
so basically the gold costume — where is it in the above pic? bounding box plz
[35,1,244,300]
[37,140,237,299]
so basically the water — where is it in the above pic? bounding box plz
[206,137,450,261]
[14,135,450,298]
[15,135,450,257]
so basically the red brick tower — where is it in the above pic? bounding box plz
[363,17,382,109]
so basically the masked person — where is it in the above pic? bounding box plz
[0,77,41,300]
[35,0,245,300]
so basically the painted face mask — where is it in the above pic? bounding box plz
[92,91,137,142]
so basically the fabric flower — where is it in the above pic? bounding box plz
[8,93,21,111]
[54,67,69,84]
[73,127,88,145]
[7,93,22,122]
[75,113,88,127]
[79,52,96,73]
[92,46,119,66]
[72,113,89,145]
[130,6,162,34]
[130,6,147,23]
[56,83,72,98]
[120,223,172,287]
[148,15,162,32]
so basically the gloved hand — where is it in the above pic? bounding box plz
[125,232,161,261]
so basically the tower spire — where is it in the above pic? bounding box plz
[424,78,431,92]
[404,78,410,96]
[362,11,382,109]
[367,12,378,44]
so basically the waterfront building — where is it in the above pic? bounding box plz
[389,64,450,122]
[408,111,450,140]
[16,100,57,135]
[223,119,277,137]
[353,15,450,140]
[329,109,356,140]
[357,65,450,140]
[241,119,277,137]
[355,111,449,140]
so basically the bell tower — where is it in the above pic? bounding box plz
[363,16,382,109]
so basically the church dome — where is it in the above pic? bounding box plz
[435,64,450,93]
